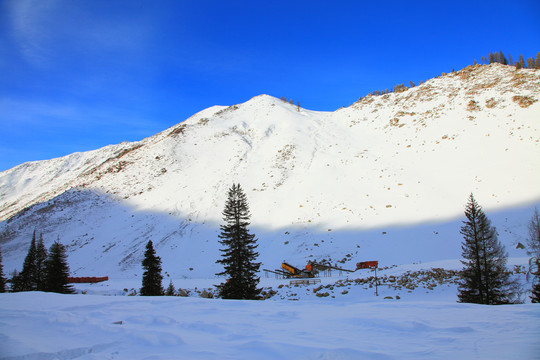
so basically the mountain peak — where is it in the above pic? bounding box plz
[1,64,539,277]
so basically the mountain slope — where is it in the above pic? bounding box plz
[1,63,539,278]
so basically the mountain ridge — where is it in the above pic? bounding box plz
[1,63,539,277]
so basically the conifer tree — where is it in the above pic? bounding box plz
[35,234,48,291]
[457,194,519,304]
[165,280,175,296]
[10,270,21,292]
[531,282,540,303]
[499,50,507,65]
[140,240,163,296]
[526,208,540,302]
[518,54,525,69]
[44,241,74,294]
[216,184,261,300]
[527,57,535,69]
[18,231,38,291]
[0,245,6,293]
[527,208,540,259]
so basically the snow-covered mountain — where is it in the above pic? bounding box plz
[1,63,539,278]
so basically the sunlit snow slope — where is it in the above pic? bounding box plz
[1,64,539,277]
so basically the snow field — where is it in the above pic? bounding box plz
[1,292,539,360]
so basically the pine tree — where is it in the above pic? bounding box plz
[526,208,540,302]
[10,270,23,292]
[140,240,163,296]
[499,50,507,65]
[518,54,525,69]
[44,241,74,294]
[165,280,175,296]
[35,234,48,291]
[527,208,540,259]
[216,184,261,300]
[457,194,519,304]
[0,245,6,293]
[18,231,38,291]
[531,282,540,303]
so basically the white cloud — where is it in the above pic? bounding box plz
[7,0,59,67]
[6,0,155,68]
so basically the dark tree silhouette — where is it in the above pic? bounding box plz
[0,245,6,293]
[457,194,519,304]
[17,231,38,291]
[35,234,48,291]
[531,282,540,303]
[140,240,163,296]
[216,184,261,300]
[527,208,540,302]
[165,280,176,296]
[44,241,74,294]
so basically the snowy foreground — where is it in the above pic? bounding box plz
[1,280,539,360]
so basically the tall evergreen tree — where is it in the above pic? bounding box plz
[18,231,38,291]
[0,245,6,293]
[527,208,540,259]
[216,184,261,300]
[457,194,519,304]
[140,240,163,296]
[526,208,540,302]
[44,241,74,294]
[35,234,48,291]
[531,282,540,303]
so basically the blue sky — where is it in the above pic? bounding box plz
[1,0,539,172]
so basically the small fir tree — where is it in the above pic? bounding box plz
[499,50,507,65]
[140,240,163,296]
[35,234,48,291]
[216,184,261,300]
[10,270,23,292]
[457,194,519,304]
[531,282,540,303]
[518,54,525,69]
[165,280,175,296]
[44,241,74,294]
[18,231,38,291]
[0,245,6,293]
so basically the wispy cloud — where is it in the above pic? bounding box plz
[6,0,59,67]
[5,0,155,69]
[0,97,164,135]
